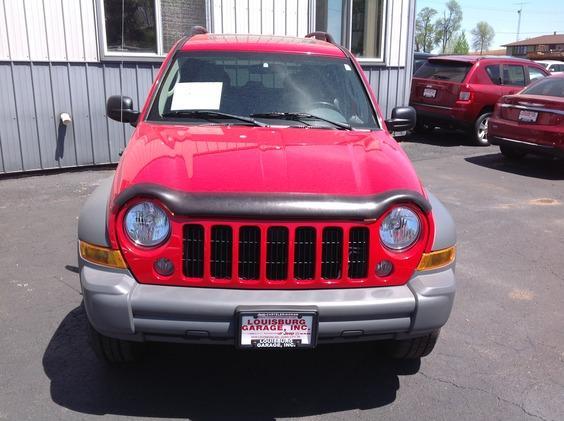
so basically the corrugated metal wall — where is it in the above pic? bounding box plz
[364,0,415,118]
[0,62,161,173]
[0,0,415,175]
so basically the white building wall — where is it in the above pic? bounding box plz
[212,0,309,37]
[0,0,98,62]
[0,0,416,174]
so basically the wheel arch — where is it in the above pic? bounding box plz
[78,177,113,247]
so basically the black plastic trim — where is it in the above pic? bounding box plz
[113,184,432,220]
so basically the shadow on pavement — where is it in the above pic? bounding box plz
[465,152,564,181]
[43,305,420,419]
[400,128,472,147]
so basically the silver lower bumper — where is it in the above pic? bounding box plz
[80,261,456,344]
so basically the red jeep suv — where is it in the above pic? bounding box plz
[78,30,457,363]
[410,55,549,145]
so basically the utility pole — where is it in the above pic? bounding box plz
[515,1,528,41]
[516,9,521,41]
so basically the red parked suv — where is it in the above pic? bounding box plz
[77,30,456,363]
[410,55,549,145]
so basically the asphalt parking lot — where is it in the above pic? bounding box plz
[1,131,563,421]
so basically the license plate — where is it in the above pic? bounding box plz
[238,311,318,349]
[518,110,538,123]
[423,88,437,98]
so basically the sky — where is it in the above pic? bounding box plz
[416,0,564,51]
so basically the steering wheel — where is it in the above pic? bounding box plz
[308,101,340,112]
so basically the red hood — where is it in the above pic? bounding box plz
[112,122,423,198]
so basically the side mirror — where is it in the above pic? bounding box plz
[106,95,140,126]
[385,106,416,132]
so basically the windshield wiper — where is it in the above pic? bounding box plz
[250,112,352,130]
[162,110,266,127]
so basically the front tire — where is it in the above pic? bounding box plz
[473,112,492,146]
[499,145,527,160]
[386,330,440,359]
[88,322,143,364]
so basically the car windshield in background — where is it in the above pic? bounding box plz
[148,52,378,130]
[414,60,472,83]
[522,77,564,98]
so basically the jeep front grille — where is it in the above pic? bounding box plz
[182,223,370,285]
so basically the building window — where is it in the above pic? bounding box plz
[97,0,164,59]
[315,0,385,62]
[161,0,207,52]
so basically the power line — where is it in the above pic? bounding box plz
[420,0,564,15]
[496,30,564,34]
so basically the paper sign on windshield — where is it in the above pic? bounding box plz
[170,82,223,111]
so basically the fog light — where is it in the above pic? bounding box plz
[154,258,174,276]
[376,260,393,277]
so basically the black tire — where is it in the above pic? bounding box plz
[88,322,142,364]
[473,112,492,146]
[413,119,434,134]
[499,145,527,160]
[387,330,440,359]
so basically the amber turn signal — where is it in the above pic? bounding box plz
[79,241,127,269]
[417,246,456,271]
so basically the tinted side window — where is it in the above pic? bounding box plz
[528,66,546,82]
[503,65,525,86]
[485,65,502,85]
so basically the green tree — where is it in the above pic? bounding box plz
[452,31,469,54]
[415,7,438,52]
[471,21,495,54]
[435,0,463,54]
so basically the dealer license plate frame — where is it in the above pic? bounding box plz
[236,309,319,349]
[518,110,538,123]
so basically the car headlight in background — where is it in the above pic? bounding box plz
[379,207,420,250]
[124,202,170,247]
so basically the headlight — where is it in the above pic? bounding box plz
[124,202,170,247]
[379,207,420,250]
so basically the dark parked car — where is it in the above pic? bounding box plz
[489,74,564,159]
[410,55,550,145]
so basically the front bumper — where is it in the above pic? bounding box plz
[80,261,456,345]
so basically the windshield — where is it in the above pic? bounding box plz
[414,60,472,83]
[147,51,378,130]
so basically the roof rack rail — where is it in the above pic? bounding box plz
[305,31,336,45]
[190,26,209,37]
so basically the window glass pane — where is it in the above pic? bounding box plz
[503,65,525,86]
[528,67,546,82]
[414,61,472,83]
[104,0,157,53]
[315,0,383,59]
[315,0,345,45]
[351,0,383,58]
[149,52,378,129]
[486,65,501,85]
[522,78,564,97]
[161,1,206,52]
